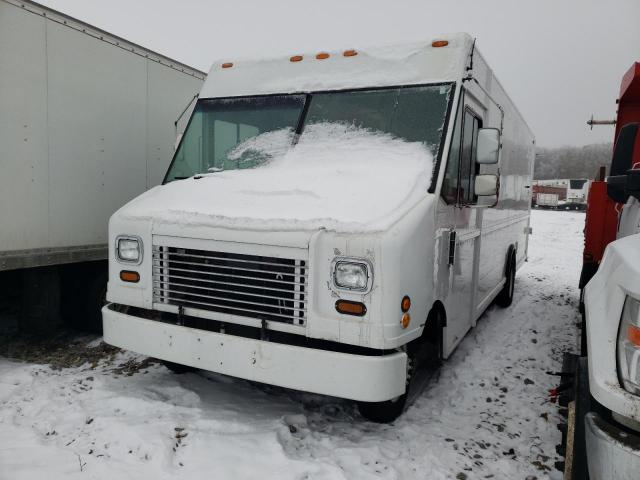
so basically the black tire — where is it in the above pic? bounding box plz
[496,249,516,308]
[357,353,413,423]
[357,307,444,423]
[83,267,108,333]
[571,357,592,480]
[579,290,588,357]
[163,360,198,374]
[60,262,107,333]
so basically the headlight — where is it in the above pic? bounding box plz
[333,260,369,291]
[617,295,640,396]
[116,236,142,264]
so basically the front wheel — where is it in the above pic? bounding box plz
[357,394,407,423]
[357,368,411,423]
[357,344,418,423]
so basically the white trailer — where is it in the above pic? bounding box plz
[536,193,560,209]
[566,178,590,210]
[0,0,204,331]
[103,34,535,421]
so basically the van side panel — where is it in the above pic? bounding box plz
[471,51,535,318]
[435,49,534,358]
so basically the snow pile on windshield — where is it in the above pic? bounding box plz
[226,128,296,169]
[123,123,435,232]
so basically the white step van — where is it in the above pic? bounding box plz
[103,33,535,421]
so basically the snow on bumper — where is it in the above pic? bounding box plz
[102,305,407,402]
[585,412,640,480]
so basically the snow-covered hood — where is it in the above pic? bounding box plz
[117,124,436,234]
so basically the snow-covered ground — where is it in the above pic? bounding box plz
[0,210,581,480]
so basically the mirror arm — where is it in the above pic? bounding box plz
[489,171,500,208]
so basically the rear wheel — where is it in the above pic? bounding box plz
[496,249,516,308]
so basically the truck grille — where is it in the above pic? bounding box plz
[152,246,307,325]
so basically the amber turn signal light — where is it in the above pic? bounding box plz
[335,300,367,316]
[401,313,411,329]
[628,325,640,347]
[401,295,411,313]
[431,40,449,48]
[120,270,140,283]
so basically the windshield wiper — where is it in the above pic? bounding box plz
[294,93,312,136]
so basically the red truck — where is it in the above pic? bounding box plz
[579,62,640,337]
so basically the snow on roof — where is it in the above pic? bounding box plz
[120,123,435,233]
[200,33,473,98]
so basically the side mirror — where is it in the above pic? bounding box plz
[610,123,639,176]
[476,128,500,165]
[626,169,640,201]
[607,175,628,203]
[606,123,640,202]
[475,174,498,196]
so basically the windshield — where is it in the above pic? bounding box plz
[569,179,587,189]
[165,85,452,183]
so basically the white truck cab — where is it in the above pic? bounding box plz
[103,33,535,421]
[582,123,640,477]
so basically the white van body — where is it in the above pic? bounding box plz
[103,33,535,404]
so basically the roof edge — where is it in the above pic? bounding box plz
[3,0,206,79]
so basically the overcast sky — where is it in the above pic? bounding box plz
[37,0,640,148]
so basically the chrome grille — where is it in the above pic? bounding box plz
[152,246,307,325]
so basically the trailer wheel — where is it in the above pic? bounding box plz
[62,262,107,333]
[162,360,198,374]
[83,268,108,333]
[496,248,516,307]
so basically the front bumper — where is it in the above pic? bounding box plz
[585,412,640,479]
[102,305,407,402]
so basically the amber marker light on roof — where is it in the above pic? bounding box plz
[290,55,303,62]
[316,52,330,60]
[432,40,449,48]
[221,62,234,68]
[343,49,358,57]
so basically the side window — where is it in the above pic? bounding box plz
[441,99,482,205]
[459,110,481,204]
[441,99,463,204]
